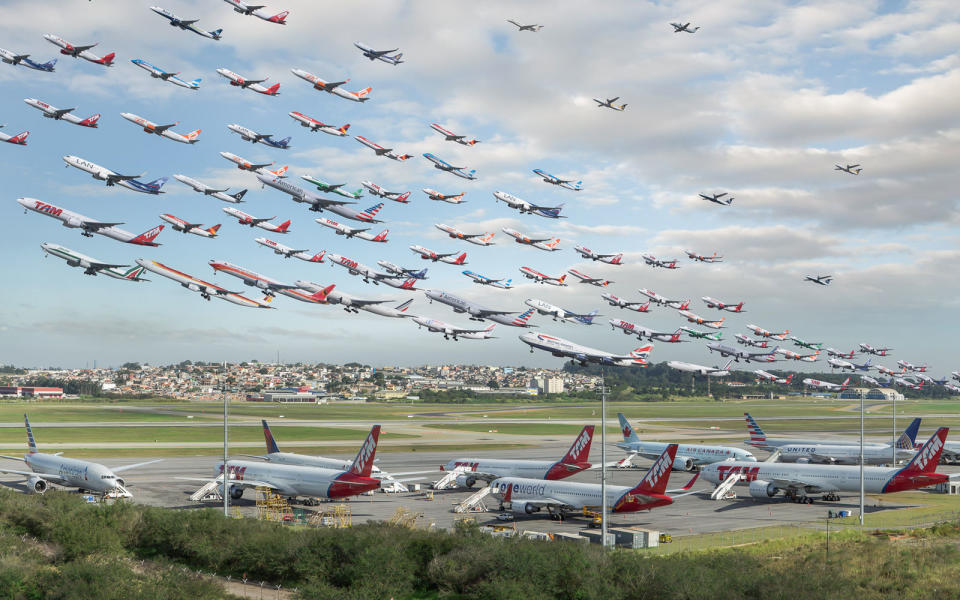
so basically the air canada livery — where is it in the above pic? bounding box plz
[617,413,755,470]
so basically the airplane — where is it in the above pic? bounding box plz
[462,271,511,289]
[208,260,303,297]
[642,254,680,269]
[701,297,744,312]
[120,112,200,144]
[567,269,612,287]
[860,375,882,387]
[506,20,543,32]
[62,155,167,195]
[222,208,290,233]
[244,420,385,475]
[0,48,56,71]
[423,153,477,179]
[227,123,290,148]
[422,289,518,322]
[827,357,856,370]
[574,246,623,264]
[363,181,410,202]
[519,267,566,286]
[532,169,581,191]
[130,59,201,90]
[618,414,755,469]
[216,68,280,95]
[42,34,114,66]
[222,0,288,24]
[356,136,411,161]
[159,214,220,238]
[423,189,466,204]
[219,152,280,173]
[526,299,599,325]
[610,321,684,342]
[288,112,350,136]
[136,259,274,308]
[493,191,566,218]
[802,376,851,391]
[290,69,370,102]
[826,347,856,359]
[413,317,496,340]
[670,22,700,33]
[746,324,789,340]
[23,99,100,127]
[435,224,495,246]
[149,6,223,39]
[779,349,819,362]
[699,192,733,206]
[953,371,960,382]
[326,253,408,285]
[702,428,949,503]
[638,288,690,309]
[354,42,403,65]
[18,198,163,246]
[680,327,722,341]
[315,217,388,243]
[859,343,893,356]
[893,376,924,390]
[430,124,479,146]
[410,246,468,265]
[296,281,415,318]
[0,126,28,146]
[773,422,921,466]
[679,311,725,329]
[834,163,862,175]
[270,282,340,305]
[666,359,733,376]
[256,173,382,223]
[593,97,626,111]
[685,250,723,263]
[946,384,960,394]
[805,274,832,286]
[0,415,160,497]
[744,413,899,450]
[503,228,561,251]
[377,261,428,280]
[850,358,874,371]
[789,336,822,350]
[40,243,148,281]
[735,334,768,348]
[897,360,928,372]
[520,332,652,367]
[754,371,794,385]
[601,293,650,312]
[174,175,247,204]
[706,342,777,362]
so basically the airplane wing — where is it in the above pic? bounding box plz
[308,198,354,208]
[53,107,76,117]
[73,44,97,53]
[153,122,178,134]
[112,458,163,473]
[349,299,391,307]
[245,4,267,11]
[528,203,562,211]
[768,476,836,493]
[81,220,124,231]
[107,172,145,183]
[323,80,348,90]
[179,19,199,26]
[88,261,130,271]
[527,237,552,244]
[0,466,68,485]
[369,48,399,57]
[241,78,267,86]
[474,308,515,317]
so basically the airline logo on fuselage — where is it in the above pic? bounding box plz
[716,465,760,481]
[220,464,248,480]
[33,201,63,217]
[452,461,480,471]
[498,481,547,496]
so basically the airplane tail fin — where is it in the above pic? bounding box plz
[452,252,467,265]
[184,129,201,143]
[347,425,381,477]
[275,220,291,233]
[394,191,411,203]
[355,87,372,100]
[840,377,851,389]
[399,278,417,290]
[129,225,164,246]
[412,269,427,279]
[627,444,677,496]
[276,136,291,148]
[514,308,535,326]
[230,189,247,202]
[560,425,594,464]
[119,265,149,281]
[206,224,221,236]
[372,229,389,242]
[618,413,640,443]
[23,414,39,453]
[677,300,690,310]
[581,309,599,324]
[397,154,413,161]
[502,278,512,288]
[557,274,567,284]
[544,238,561,250]
[268,10,289,24]
[573,180,582,190]
[896,428,948,475]
[209,28,223,40]
[97,52,115,66]
[145,177,168,191]
[395,299,413,312]
[307,251,326,263]
[269,165,288,177]
[609,253,623,265]
[262,419,281,454]
[6,131,29,145]
[364,202,385,217]
[264,83,281,95]
[339,124,351,134]
[40,58,57,70]
[308,284,335,302]
[467,139,479,146]
[896,418,922,450]
[784,374,794,384]
[629,344,654,362]
[80,113,100,127]
[744,413,767,445]
[618,103,627,110]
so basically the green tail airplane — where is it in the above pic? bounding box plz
[300,175,363,200]
[681,327,722,341]
[789,336,822,350]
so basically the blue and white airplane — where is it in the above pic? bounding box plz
[462,270,512,289]
[533,169,581,191]
[0,48,56,72]
[62,155,168,195]
[131,60,201,90]
[228,123,290,148]
[150,6,223,39]
[493,191,566,219]
[423,153,477,180]
[354,42,403,65]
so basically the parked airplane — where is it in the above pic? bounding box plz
[354,42,403,65]
[602,293,650,312]
[43,34,114,66]
[503,228,560,251]
[701,297,744,312]
[430,124,479,146]
[679,311,725,329]
[131,59,201,90]
[521,332,652,366]
[174,175,246,204]
[746,324,788,340]
[671,22,699,33]
[120,112,200,144]
[423,189,466,204]
[219,152,281,174]
[290,68,370,101]
[744,413,891,450]
[610,321,683,342]
[40,243,147,281]
[774,421,921,466]
[222,208,290,233]
[526,299,598,324]
[435,224,494,246]
[356,136,411,161]
[805,274,832,286]
[18,198,163,246]
[222,0,288,24]
[315,217,388,242]
[618,414,754,469]
[413,317,495,340]
[699,192,733,206]
[834,163,862,175]
[859,343,893,356]
[0,48,56,71]
[802,377,851,391]
[296,281,414,318]
[706,342,777,362]
[0,127,28,146]
[519,267,566,286]
[493,191,566,218]
[227,123,290,148]
[257,173,383,223]
[638,288,689,309]
[533,169,581,191]
[666,359,733,376]
[642,254,679,269]
[735,334,768,348]
[62,155,166,195]
[136,259,273,307]
[680,327,722,341]
[216,68,280,95]
[574,246,623,264]
[423,153,477,179]
[254,238,323,261]
[246,421,385,473]
[159,214,220,238]
[301,176,362,200]
[410,246,467,265]
[363,181,409,202]
[24,99,99,127]
[685,250,723,263]
[567,269,612,287]
[789,336,822,350]
[150,6,223,39]
[462,271,511,289]
[754,371,794,385]
[506,20,543,32]
[593,97,626,111]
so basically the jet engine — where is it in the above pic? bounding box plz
[27,476,47,494]
[796,457,810,464]
[673,456,695,471]
[512,501,540,515]
[66,259,81,267]
[455,474,477,489]
[65,217,83,228]
[216,484,244,499]
[748,480,778,499]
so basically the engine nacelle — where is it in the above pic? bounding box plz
[512,501,540,515]
[230,485,244,500]
[748,479,778,499]
[66,259,81,267]
[455,474,477,489]
[65,217,83,228]
[673,456,695,471]
[27,476,47,494]
[796,457,810,464]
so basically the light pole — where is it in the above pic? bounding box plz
[859,389,864,526]
[223,361,229,517]
[892,391,897,466]
[600,366,608,549]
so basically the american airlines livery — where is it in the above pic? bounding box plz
[19,198,163,246]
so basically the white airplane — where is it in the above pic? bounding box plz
[573,245,623,264]
[525,299,599,324]
[430,123,479,146]
[290,68,370,102]
[159,214,220,238]
[423,290,537,327]
[735,334,768,348]
[859,343,893,356]
[826,347,855,359]
[533,169,581,191]
[670,22,699,33]
[774,436,919,467]
[297,281,413,317]
[679,310,726,329]
[805,274,832,286]
[834,163,862,175]
[209,260,305,297]
[502,228,560,251]
[120,112,200,144]
[642,254,680,269]
[356,136,411,161]
[315,217,388,242]
[617,414,755,469]
[897,360,927,372]
[754,370,794,385]
[567,269,613,287]
[363,181,409,202]
[802,376,851,391]
[245,421,386,475]
[601,293,650,312]
[18,197,163,246]
[462,270,511,289]
[354,42,403,65]
[423,153,477,179]
[706,342,777,362]
[520,332,652,367]
[40,243,148,281]
[493,191,566,219]
[638,288,690,309]
[216,68,280,95]
[378,261,428,281]
[254,238,324,262]
[227,123,290,148]
[593,96,626,111]
[174,174,247,204]
[776,348,818,361]
[259,174,380,222]
[42,34,114,66]
[744,413,896,450]
[410,246,468,265]
[222,0,288,24]
[610,320,683,342]
[222,208,290,233]
[130,59,201,90]
[699,192,733,206]
[666,359,733,376]
[136,259,274,308]
[0,48,56,71]
[435,224,495,246]
[506,19,543,32]
[519,266,566,286]
[746,324,789,340]
[0,415,160,497]
[685,250,723,263]
[62,155,167,195]
[219,152,283,175]
[288,112,349,136]
[326,253,407,285]
[413,317,496,340]
[827,357,856,371]
[701,297,745,312]
[24,98,100,127]
[423,189,466,204]
[149,6,222,39]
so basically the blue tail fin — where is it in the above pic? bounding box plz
[191,77,202,85]
[262,419,281,454]
[147,177,168,190]
[414,268,427,279]
[210,28,223,39]
[24,414,38,453]
[897,417,922,449]
[277,136,291,148]
[617,413,641,442]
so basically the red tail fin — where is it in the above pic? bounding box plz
[678,300,690,310]
[275,220,291,233]
[338,124,350,133]
[6,131,28,145]
[308,251,326,263]
[452,252,467,265]
[268,10,289,24]
[206,224,221,236]
[561,426,594,464]
[348,425,380,476]
[80,113,100,127]
[394,192,410,203]
[355,87,371,99]
[97,52,115,66]
[372,229,389,242]
[399,278,416,289]
[264,83,280,95]
[899,428,948,475]
[129,225,164,246]
[628,443,677,496]
[309,284,335,302]
[734,302,744,312]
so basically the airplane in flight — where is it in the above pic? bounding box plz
[296,281,415,318]
[222,208,290,233]
[601,293,650,312]
[642,254,680,269]
[290,68,370,101]
[219,152,281,174]
[120,112,200,144]
[410,246,468,265]
[462,271,511,289]
[216,68,280,95]
[18,198,163,246]
[136,259,274,307]
[493,191,566,218]
[24,99,99,127]
[413,317,496,340]
[377,261,428,280]
[435,224,495,246]
[680,326,722,341]
[149,6,223,39]
[422,289,518,322]
[159,214,220,238]
[506,19,543,32]
[354,42,403,65]
[802,376,851,391]
[356,136,411,161]
[618,413,754,469]
[209,260,302,297]
[610,321,683,342]
[754,371,794,385]
[679,311,725,329]
[574,246,623,264]
[131,59,201,90]
[423,153,477,179]
[834,163,862,175]
[789,336,822,350]
[174,175,247,204]
[746,324,789,340]
[423,189,466,204]
[315,217,388,242]
[827,357,856,370]
[430,124,479,146]
[503,228,561,251]
[850,357,874,371]
[706,342,777,362]
[0,127,28,146]
[326,253,409,285]
[288,112,350,136]
[593,97,627,111]
[666,359,733,376]
[735,334,768,348]
[699,192,733,205]
[227,123,290,148]
[256,173,384,223]
[42,34,114,66]
[638,288,689,309]
[363,181,409,202]
[778,348,819,362]
[685,250,723,263]
[859,343,893,356]
[519,267,566,286]
[826,347,856,359]
[0,48,56,71]
[671,22,699,33]
[805,274,832,286]
[897,360,927,372]
[0,415,160,497]
[567,269,612,287]
[520,332,652,366]
[40,243,148,281]
[222,0,288,24]
[526,299,599,325]
[701,297,744,312]
[860,375,883,387]
[532,169,581,191]
[62,155,167,195]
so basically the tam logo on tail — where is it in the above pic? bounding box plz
[96,52,115,66]
[563,425,594,462]
[630,443,678,496]
[372,229,389,242]
[609,253,623,265]
[268,10,289,24]
[130,225,164,246]
[80,114,100,127]
[348,425,381,477]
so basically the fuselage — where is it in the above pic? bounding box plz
[217,461,379,499]
[490,477,670,513]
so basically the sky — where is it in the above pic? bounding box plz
[0,0,958,373]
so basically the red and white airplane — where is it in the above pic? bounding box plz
[574,246,623,264]
[222,208,290,233]
[0,126,28,145]
[642,255,679,269]
[519,267,567,286]
[223,0,288,24]
[120,113,200,144]
[209,260,299,297]
[601,293,650,312]
[638,288,689,309]
[219,152,286,176]
[429,123,479,146]
[290,69,370,102]
[826,347,856,359]
[802,376,851,391]
[288,112,349,136]
[747,324,789,340]
[754,370,794,385]
[362,181,409,202]
[897,360,928,372]
[502,228,560,251]
[735,334,768,348]
[701,297,745,312]
[435,224,494,246]
[24,99,100,128]
[216,68,280,95]
[254,237,324,262]
[422,188,465,203]
[859,343,893,356]
[409,245,467,265]
[315,217,388,243]
[684,250,723,263]
[567,269,612,287]
[43,35,114,66]
[275,284,338,304]
[679,311,725,329]
[18,198,163,247]
[159,214,220,238]
[136,259,273,308]
[355,136,410,161]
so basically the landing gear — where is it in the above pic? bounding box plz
[821,493,841,502]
